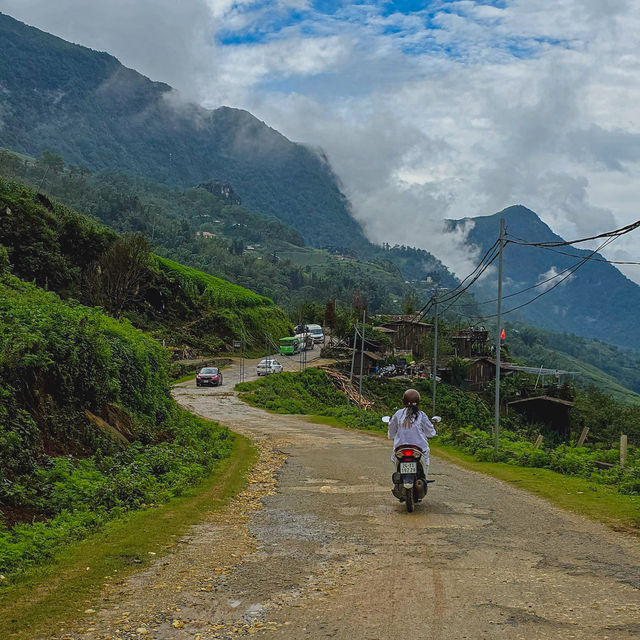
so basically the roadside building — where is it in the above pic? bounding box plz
[379,316,433,352]
[450,328,490,358]
[507,396,574,439]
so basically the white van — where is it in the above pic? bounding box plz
[305,324,324,344]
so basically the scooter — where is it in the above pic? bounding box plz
[382,415,441,513]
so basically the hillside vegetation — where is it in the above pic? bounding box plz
[0,269,232,582]
[506,322,640,403]
[0,176,290,354]
[0,150,424,313]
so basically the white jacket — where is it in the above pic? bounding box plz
[387,408,437,463]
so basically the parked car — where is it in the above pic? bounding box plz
[196,367,223,387]
[257,358,284,375]
[305,324,325,344]
[295,332,314,351]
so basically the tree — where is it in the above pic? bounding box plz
[402,293,419,315]
[36,150,64,174]
[449,356,471,388]
[86,234,150,317]
[324,299,337,332]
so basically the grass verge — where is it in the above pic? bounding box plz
[301,416,640,532]
[430,442,640,533]
[0,432,256,640]
[171,372,197,384]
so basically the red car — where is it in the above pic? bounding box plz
[196,367,223,387]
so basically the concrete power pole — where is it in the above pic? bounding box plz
[358,310,366,404]
[432,291,439,416]
[494,218,506,453]
[349,323,358,383]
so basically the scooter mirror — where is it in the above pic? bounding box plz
[381,416,391,423]
[431,415,442,423]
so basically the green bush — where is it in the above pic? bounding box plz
[0,275,233,582]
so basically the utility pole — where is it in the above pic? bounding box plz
[240,330,245,384]
[349,322,358,382]
[494,218,506,453]
[432,291,439,416]
[358,310,366,404]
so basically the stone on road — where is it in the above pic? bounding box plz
[58,358,640,640]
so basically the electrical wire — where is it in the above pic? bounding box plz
[505,217,640,247]
[445,233,619,321]
[415,242,502,323]
[413,238,501,319]
[506,240,640,266]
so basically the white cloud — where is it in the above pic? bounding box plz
[536,266,575,293]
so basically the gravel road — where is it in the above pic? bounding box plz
[58,357,640,640]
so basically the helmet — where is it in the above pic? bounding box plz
[403,388,420,406]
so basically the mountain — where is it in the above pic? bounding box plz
[0,12,367,249]
[448,205,640,350]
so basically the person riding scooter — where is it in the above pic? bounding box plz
[387,388,437,481]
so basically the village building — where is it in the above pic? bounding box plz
[507,396,574,439]
[378,315,433,352]
[450,328,490,358]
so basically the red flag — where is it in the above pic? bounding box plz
[500,328,505,340]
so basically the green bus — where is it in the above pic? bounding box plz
[279,336,300,355]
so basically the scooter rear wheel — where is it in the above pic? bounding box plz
[405,487,414,512]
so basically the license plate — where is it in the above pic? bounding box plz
[400,462,417,474]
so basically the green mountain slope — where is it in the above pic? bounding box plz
[0,268,234,580]
[506,322,640,403]
[0,177,290,353]
[448,205,640,350]
[0,150,420,312]
[0,12,367,249]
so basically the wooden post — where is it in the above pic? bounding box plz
[620,434,628,468]
[534,434,543,449]
[576,427,589,447]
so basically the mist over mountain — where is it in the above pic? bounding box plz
[448,205,640,350]
[0,12,368,249]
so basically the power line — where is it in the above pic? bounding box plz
[445,233,619,321]
[416,243,502,322]
[507,240,640,266]
[414,239,501,319]
[505,217,640,247]
[439,216,640,322]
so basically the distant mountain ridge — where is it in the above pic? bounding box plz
[0,12,367,249]
[448,205,640,350]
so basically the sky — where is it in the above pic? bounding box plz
[2,0,640,281]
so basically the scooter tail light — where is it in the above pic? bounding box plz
[402,449,414,457]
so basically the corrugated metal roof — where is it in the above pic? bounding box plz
[508,396,574,407]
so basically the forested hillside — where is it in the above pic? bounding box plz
[0,12,368,249]
[506,322,640,402]
[0,149,425,313]
[0,177,290,354]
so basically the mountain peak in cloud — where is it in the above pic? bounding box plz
[0,11,369,249]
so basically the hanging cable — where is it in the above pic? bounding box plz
[505,218,640,247]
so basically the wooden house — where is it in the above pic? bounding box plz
[450,328,489,358]
[379,316,433,352]
[507,396,574,439]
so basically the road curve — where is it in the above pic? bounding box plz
[58,359,640,640]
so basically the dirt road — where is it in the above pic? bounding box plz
[60,359,640,640]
